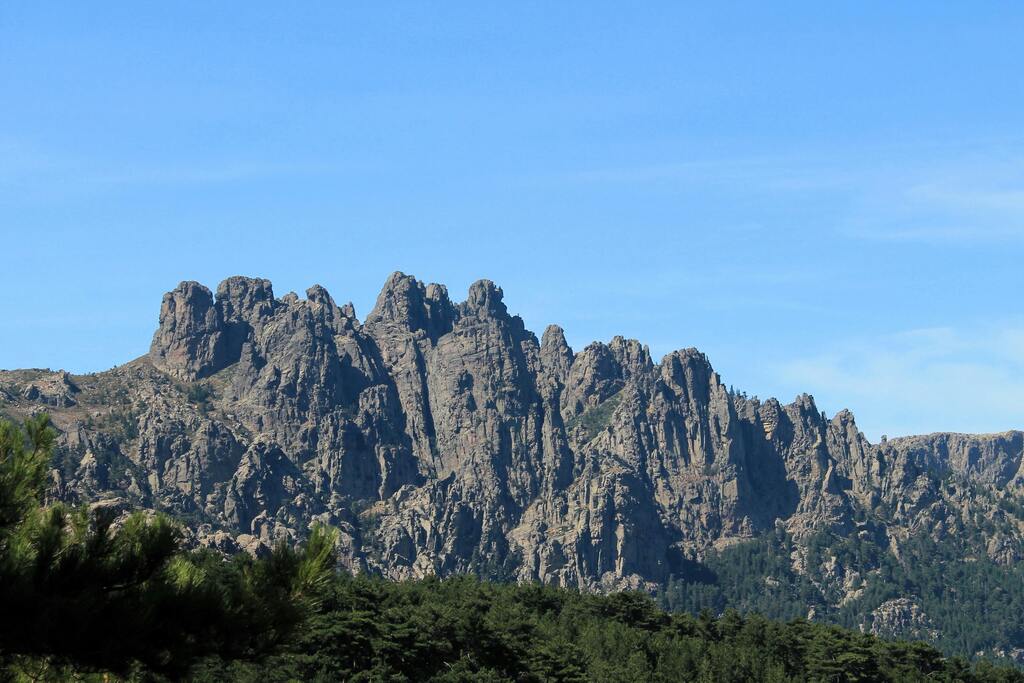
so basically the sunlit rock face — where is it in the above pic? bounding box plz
[3,272,1022,593]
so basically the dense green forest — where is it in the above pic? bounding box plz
[192,573,1024,683]
[2,414,1023,682]
[660,525,1024,661]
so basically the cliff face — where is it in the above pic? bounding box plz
[2,273,1023,594]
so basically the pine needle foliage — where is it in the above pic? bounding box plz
[0,414,337,680]
[193,574,1024,683]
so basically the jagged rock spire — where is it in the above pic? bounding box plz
[149,281,225,380]
[366,271,455,339]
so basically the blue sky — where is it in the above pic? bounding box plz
[2,3,1022,440]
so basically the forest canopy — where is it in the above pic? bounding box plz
[1,414,1021,682]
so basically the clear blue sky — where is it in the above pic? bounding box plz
[2,3,1022,440]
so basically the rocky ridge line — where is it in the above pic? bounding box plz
[0,273,1021,598]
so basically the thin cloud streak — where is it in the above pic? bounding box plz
[0,140,334,192]
[565,142,1024,244]
[773,322,1024,440]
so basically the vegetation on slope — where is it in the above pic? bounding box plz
[194,573,1024,683]
[0,414,335,681]
[566,391,623,441]
[661,526,1024,665]
[2,414,1022,681]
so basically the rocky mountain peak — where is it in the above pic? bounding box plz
[305,284,353,330]
[215,276,275,323]
[149,280,223,380]
[305,284,332,303]
[366,271,454,338]
[830,408,859,434]
[659,347,719,402]
[609,336,654,380]
[215,276,277,363]
[540,325,574,381]
[366,271,422,326]
[462,279,507,319]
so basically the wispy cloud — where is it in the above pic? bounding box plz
[566,154,858,192]
[83,161,323,187]
[845,224,1024,243]
[567,140,1024,245]
[842,176,1024,244]
[907,184,1024,213]
[0,139,330,198]
[773,322,1024,440]
[569,157,782,184]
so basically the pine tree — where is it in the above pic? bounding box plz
[0,414,336,679]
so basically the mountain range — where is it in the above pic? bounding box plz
[2,273,1022,661]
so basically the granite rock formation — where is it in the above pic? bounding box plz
[2,273,1022,606]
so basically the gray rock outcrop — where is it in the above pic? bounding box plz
[1,272,1021,593]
